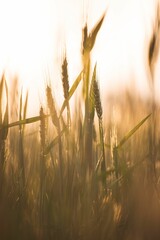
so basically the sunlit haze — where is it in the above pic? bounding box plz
[0,0,159,115]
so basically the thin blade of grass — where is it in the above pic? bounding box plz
[117,113,151,148]
[0,115,49,130]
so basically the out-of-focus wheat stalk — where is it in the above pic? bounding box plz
[46,86,63,188]
[0,74,9,193]
[46,86,59,128]
[18,89,28,191]
[148,2,160,180]
[39,106,46,226]
[149,4,160,81]
[110,107,118,179]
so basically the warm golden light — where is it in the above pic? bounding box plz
[0,0,159,114]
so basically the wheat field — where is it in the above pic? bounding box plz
[0,3,160,240]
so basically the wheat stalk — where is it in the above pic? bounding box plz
[93,74,102,120]
[62,54,71,126]
[62,56,69,100]
[39,106,46,226]
[83,65,97,172]
[61,54,71,162]
[81,14,105,147]
[18,90,28,190]
[93,69,106,174]
[46,85,63,190]
[0,74,9,193]
[46,86,59,128]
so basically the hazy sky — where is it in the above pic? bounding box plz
[0,0,159,114]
